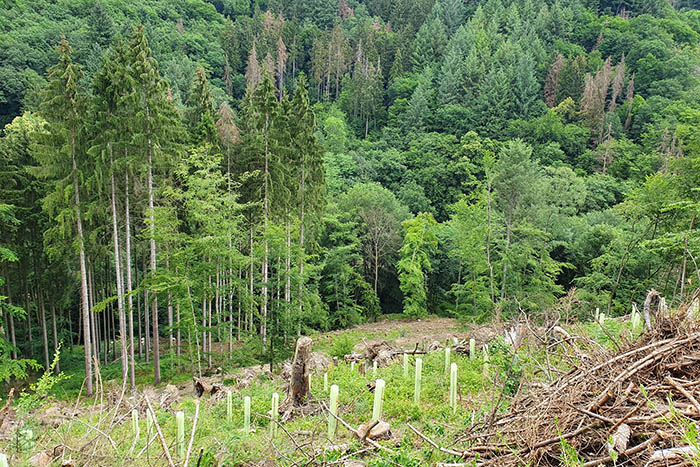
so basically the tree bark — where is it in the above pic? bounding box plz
[74,131,93,393]
[125,171,135,389]
[146,101,160,385]
[281,336,312,413]
[51,303,59,373]
[38,290,49,371]
[110,155,128,384]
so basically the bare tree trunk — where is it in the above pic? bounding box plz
[261,110,270,344]
[5,269,17,359]
[166,254,173,353]
[25,288,32,358]
[298,158,306,321]
[125,171,135,389]
[51,303,59,373]
[146,102,160,385]
[110,158,128,384]
[501,214,513,301]
[39,291,49,371]
[485,179,496,305]
[176,303,181,364]
[249,226,254,335]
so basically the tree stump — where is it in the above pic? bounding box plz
[193,377,222,397]
[280,336,312,420]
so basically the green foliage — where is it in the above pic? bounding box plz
[329,334,356,359]
[398,212,439,318]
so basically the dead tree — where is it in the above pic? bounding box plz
[280,336,312,420]
[642,289,662,331]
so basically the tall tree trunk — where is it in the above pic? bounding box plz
[51,303,59,373]
[25,287,32,358]
[75,133,93,398]
[5,268,17,360]
[500,211,513,301]
[39,291,49,371]
[485,179,496,305]
[298,157,306,321]
[110,157,128,384]
[146,102,160,385]
[262,109,270,344]
[166,254,173,354]
[249,226,254,334]
[125,171,136,389]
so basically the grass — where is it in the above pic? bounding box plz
[1,315,649,465]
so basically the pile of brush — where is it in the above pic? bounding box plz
[454,311,700,466]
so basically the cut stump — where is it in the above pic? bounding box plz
[280,336,312,421]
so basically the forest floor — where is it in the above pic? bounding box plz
[3,313,700,466]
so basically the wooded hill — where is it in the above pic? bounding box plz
[1,0,700,392]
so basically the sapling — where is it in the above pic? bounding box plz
[372,379,385,421]
[226,390,233,422]
[270,392,279,437]
[414,358,423,404]
[373,360,378,376]
[324,372,328,392]
[243,396,251,433]
[444,347,451,374]
[403,353,409,378]
[350,361,355,374]
[176,411,185,458]
[328,384,339,441]
[469,338,475,359]
[450,362,458,413]
[595,307,600,323]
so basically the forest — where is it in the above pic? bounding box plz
[1,0,700,401]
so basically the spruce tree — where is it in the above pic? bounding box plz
[125,26,180,384]
[38,38,93,395]
[289,74,325,322]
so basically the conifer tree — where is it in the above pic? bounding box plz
[38,38,93,395]
[185,67,217,145]
[290,74,325,321]
[125,26,179,384]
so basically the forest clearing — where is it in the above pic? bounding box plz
[3,301,700,466]
[3,0,700,465]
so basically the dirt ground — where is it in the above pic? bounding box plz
[322,316,506,352]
